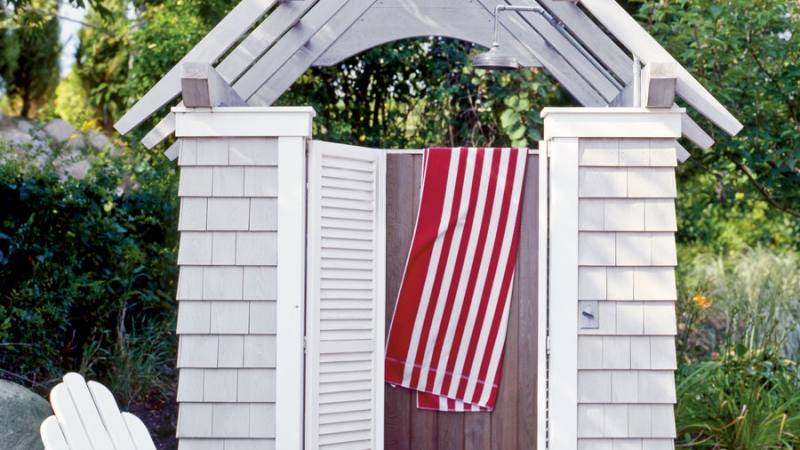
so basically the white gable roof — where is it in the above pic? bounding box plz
[114,0,742,149]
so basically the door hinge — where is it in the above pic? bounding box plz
[303,336,308,353]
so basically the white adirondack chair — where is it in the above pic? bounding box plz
[40,372,157,450]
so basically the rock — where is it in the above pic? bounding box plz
[44,119,84,149]
[87,131,111,150]
[0,128,33,145]
[43,119,76,143]
[16,119,33,134]
[61,159,91,180]
[0,379,50,450]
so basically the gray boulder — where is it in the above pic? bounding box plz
[0,379,50,450]
[44,119,84,149]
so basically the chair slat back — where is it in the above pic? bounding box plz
[50,384,94,449]
[122,412,157,450]
[63,373,116,449]
[42,373,156,450]
[40,416,70,450]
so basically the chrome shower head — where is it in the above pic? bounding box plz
[472,45,520,71]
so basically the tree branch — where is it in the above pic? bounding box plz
[733,160,800,218]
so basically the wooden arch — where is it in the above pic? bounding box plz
[115,0,743,152]
[313,6,541,68]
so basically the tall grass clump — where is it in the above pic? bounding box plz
[678,248,800,361]
[676,248,800,448]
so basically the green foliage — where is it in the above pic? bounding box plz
[0,140,178,402]
[48,69,99,130]
[675,248,800,448]
[638,0,800,217]
[676,168,800,253]
[676,248,800,363]
[279,38,567,149]
[676,351,800,449]
[0,1,60,118]
[127,0,216,104]
[74,0,131,132]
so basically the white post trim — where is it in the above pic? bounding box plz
[537,141,550,450]
[374,151,387,450]
[173,106,316,138]
[276,136,307,450]
[547,137,579,450]
[542,107,683,139]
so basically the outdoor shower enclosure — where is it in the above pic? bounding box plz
[168,105,683,450]
[113,2,743,449]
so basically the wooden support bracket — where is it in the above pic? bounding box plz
[180,63,247,108]
[641,61,678,108]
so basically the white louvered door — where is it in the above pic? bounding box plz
[306,140,385,450]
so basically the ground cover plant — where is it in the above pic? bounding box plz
[675,248,800,448]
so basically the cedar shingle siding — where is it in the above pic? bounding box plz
[175,137,279,450]
[576,138,678,449]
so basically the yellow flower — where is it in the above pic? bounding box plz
[693,293,712,310]
[735,192,745,201]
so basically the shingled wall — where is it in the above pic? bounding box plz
[575,138,678,450]
[174,137,279,450]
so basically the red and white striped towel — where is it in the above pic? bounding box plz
[385,147,527,412]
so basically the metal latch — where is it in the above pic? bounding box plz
[579,301,599,329]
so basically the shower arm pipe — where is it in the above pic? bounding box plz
[492,5,547,47]
[490,4,623,89]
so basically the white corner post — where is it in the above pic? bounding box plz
[173,106,315,450]
[543,107,683,450]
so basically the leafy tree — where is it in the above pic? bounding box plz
[74,0,130,132]
[637,0,800,218]
[0,1,60,118]
[280,37,569,150]
[0,4,21,95]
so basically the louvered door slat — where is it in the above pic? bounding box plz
[306,140,385,450]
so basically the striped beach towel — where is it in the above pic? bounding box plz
[385,147,527,412]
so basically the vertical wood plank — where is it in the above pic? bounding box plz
[384,151,540,450]
[385,154,414,450]
[408,154,439,448]
[464,412,491,450]
[492,248,519,450]
[519,156,540,449]
[438,413,465,450]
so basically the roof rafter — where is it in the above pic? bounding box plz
[114,0,276,135]
[116,0,741,152]
[580,0,744,135]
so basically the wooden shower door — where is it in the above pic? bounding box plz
[384,152,540,450]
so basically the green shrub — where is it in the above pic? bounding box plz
[676,351,800,449]
[0,139,178,404]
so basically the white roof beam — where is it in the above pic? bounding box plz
[506,0,620,102]
[215,0,319,84]
[313,4,541,68]
[473,0,608,107]
[536,0,632,81]
[248,0,383,105]
[539,0,714,148]
[113,0,276,135]
[579,0,743,136]
[140,0,317,149]
[234,0,363,101]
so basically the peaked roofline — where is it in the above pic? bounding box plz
[115,0,742,151]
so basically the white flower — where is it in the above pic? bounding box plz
[777,30,792,41]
